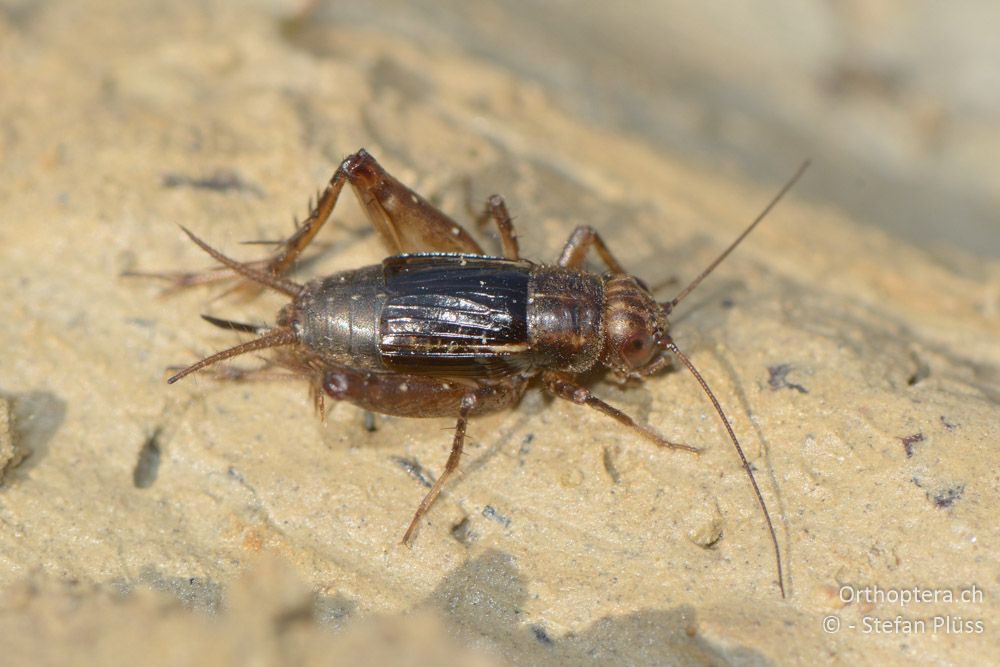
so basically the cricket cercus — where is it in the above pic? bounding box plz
[148,149,807,597]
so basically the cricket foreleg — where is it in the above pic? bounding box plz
[542,372,699,454]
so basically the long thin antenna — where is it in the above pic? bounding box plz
[178,226,304,298]
[665,161,809,314]
[665,338,785,598]
[167,328,297,384]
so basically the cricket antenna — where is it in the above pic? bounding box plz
[178,226,304,298]
[665,337,785,598]
[664,161,809,314]
[167,328,297,384]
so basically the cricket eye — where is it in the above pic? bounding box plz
[620,331,657,369]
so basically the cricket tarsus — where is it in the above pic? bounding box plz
[149,149,804,598]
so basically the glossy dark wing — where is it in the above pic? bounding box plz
[379,254,534,377]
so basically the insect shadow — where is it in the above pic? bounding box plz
[135,148,807,597]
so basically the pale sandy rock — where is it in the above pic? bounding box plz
[0,2,997,666]
[0,398,27,481]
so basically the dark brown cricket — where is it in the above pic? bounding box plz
[146,149,807,597]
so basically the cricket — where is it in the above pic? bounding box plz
[144,149,807,597]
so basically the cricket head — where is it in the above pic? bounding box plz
[600,274,668,381]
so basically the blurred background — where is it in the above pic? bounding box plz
[298,0,1000,257]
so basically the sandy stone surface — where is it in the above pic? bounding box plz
[1,2,998,665]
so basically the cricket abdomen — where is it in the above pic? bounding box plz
[291,265,385,368]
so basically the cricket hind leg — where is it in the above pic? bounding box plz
[298,152,524,260]
[318,366,529,542]
[262,148,490,275]
[401,392,477,544]
[132,149,493,293]
[320,365,528,418]
[341,149,488,255]
[541,372,700,454]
